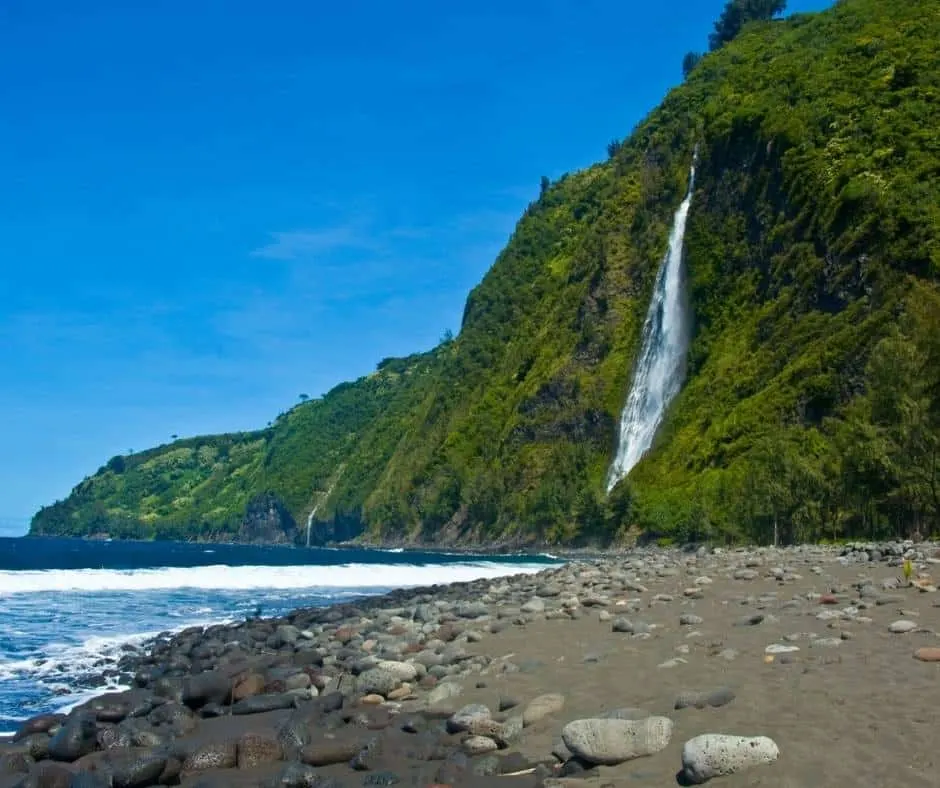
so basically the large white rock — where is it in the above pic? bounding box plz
[376,660,418,682]
[561,716,673,765]
[681,734,779,783]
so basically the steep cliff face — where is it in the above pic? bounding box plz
[32,0,940,546]
[237,492,298,545]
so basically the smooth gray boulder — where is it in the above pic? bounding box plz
[521,693,565,727]
[561,716,673,765]
[681,734,779,783]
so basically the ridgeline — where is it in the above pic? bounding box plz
[32,0,940,547]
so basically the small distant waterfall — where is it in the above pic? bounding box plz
[606,156,697,493]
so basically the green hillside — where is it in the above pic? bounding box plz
[32,0,940,546]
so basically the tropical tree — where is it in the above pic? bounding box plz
[682,51,702,78]
[709,0,787,51]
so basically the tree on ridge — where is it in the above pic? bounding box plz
[709,0,787,51]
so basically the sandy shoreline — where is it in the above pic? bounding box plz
[2,541,938,787]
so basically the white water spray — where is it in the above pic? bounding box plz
[607,157,697,492]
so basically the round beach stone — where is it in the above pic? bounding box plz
[463,735,498,755]
[47,714,98,762]
[913,647,940,662]
[561,716,673,765]
[447,704,491,734]
[681,734,779,783]
[232,673,265,701]
[357,667,403,697]
[376,660,418,682]
[182,739,237,771]
[520,598,546,614]
[889,620,917,633]
[237,732,283,769]
[522,693,565,727]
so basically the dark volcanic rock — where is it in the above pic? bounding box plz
[266,761,343,787]
[84,690,157,723]
[21,735,50,762]
[148,701,197,735]
[0,751,33,774]
[239,492,298,544]
[96,748,168,788]
[68,773,112,788]
[183,671,232,709]
[47,714,97,762]
[349,736,383,771]
[18,761,75,788]
[181,739,237,772]
[13,715,65,742]
[232,694,297,715]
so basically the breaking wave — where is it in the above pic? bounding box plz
[0,560,553,596]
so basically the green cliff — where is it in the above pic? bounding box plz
[32,0,940,546]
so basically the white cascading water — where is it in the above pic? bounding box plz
[606,156,697,493]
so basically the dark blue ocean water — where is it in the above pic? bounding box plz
[0,537,560,732]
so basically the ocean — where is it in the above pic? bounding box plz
[0,537,561,733]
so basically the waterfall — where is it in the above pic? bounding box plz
[606,156,697,493]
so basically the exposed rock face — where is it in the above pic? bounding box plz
[237,492,298,544]
[305,513,365,547]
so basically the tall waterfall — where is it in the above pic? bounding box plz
[606,157,697,493]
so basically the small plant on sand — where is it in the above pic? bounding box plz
[902,559,914,584]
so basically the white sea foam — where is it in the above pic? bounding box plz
[53,678,132,714]
[0,626,215,685]
[0,561,555,596]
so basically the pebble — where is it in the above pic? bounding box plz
[913,647,940,662]
[765,644,800,654]
[680,734,779,783]
[888,620,918,633]
[463,735,498,755]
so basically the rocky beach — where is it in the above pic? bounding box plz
[2,541,938,788]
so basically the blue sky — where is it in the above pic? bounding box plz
[0,0,831,534]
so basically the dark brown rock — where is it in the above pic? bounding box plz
[13,715,65,742]
[300,736,364,766]
[47,714,97,762]
[233,673,266,701]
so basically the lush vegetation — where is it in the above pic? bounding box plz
[32,0,940,546]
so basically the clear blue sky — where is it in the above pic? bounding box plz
[0,0,831,534]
